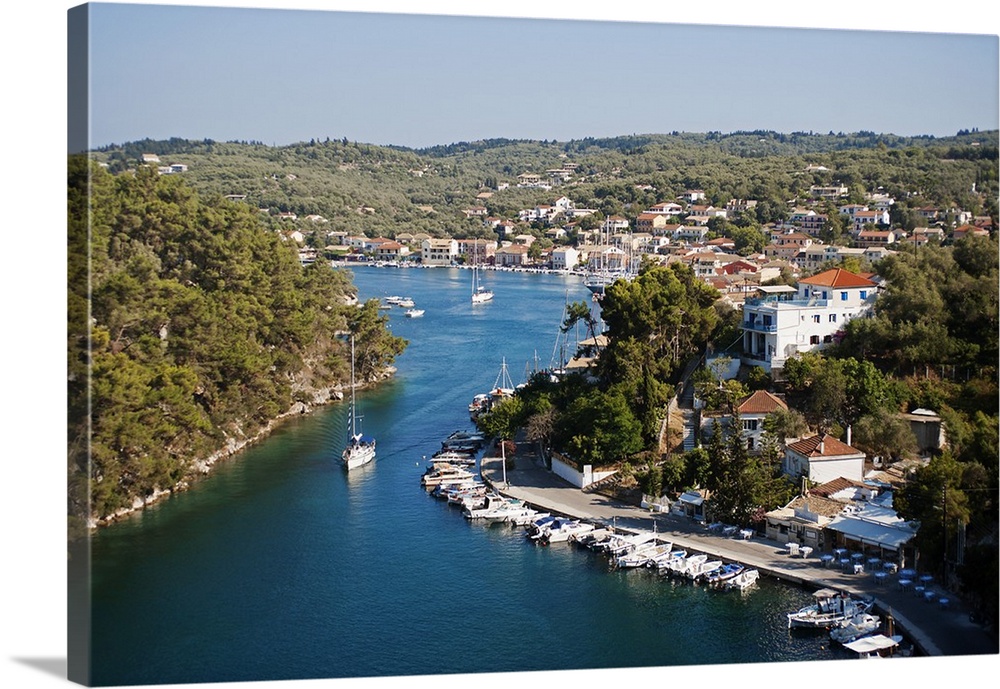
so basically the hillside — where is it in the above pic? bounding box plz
[92,130,999,241]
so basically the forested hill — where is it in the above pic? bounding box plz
[68,157,406,528]
[91,130,998,240]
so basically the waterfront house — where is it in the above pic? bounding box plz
[741,268,878,372]
[421,237,459,266]
[784,433,867,484]
[495,244,530,267]
[550,246,579,271]
[764,493,846,549]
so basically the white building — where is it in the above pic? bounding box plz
[784,433,867,483]
[741,268,878,371]
[421,238,458,266]
[550,246,580,271]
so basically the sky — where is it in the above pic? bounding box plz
[77,1,1000,151]
[2,2,999,689]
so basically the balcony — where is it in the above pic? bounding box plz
[743,320,777,333]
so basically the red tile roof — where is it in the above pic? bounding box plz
[798,268,876,289]
[737,390,788,415]
[787,433,863,458]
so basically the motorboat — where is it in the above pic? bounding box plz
[703,562,745,585]
[574,528,613,549]
[465,493,533,523]
[429,451,477,466]
[601,530,660,557]
[615,541,673,569]
[787,589,874,629]
[831,613,882,645]
[395,298,415,308]
[725,568,760,591]
[421,465,476,489]
[403,308,424,318]
[653,549,688,572]
[524,513,558,538]
[667,552,707,577]
[534,518,595,544]
[687,559,724,582]
[510,511,549,528]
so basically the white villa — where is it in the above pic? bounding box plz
[784,433,867,484]
[421,238,458,266]
[741,268,878,371]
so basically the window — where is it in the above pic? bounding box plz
[841,291,848,301]
[860,290,868,299]
[810,335,820,345]
[829,314,837,322]
[813,315,821,323]
[823,335,833,344]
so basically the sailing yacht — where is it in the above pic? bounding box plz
[471,242,493,304]
[341,336,375,471]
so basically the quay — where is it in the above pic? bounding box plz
[480,449,998,659]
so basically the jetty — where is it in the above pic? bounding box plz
[480,448,997,659]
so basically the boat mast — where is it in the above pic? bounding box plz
[350,335,358,438]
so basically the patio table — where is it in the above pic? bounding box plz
[819,553,834,567]
[898,578,912,591]
[873,571,888,585]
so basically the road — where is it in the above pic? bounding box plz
[480,448,998,658]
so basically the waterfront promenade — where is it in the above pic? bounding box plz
[480,449,998,659]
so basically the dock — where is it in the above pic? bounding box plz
[480,450,998,658]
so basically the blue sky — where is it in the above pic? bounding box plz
[81,1,999,150]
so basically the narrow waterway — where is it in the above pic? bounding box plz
[87,266,849,687]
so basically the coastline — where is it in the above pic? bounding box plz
[86,368,396,529]
[478,444,998,659]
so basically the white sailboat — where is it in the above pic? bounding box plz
[341,336,375,471]
[471,242,493,304]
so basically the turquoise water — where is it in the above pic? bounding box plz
[86,266,841,686]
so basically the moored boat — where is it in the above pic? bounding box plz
[725,568,760,591]
[703,562,744,585]
[787,589,874,629]
[830,613,882,645]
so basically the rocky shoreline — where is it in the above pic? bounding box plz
[89,367,396,529]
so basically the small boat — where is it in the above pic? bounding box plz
[830,613,882,645]
[510,511,549,528]
[601,530,660,557]
[524,514,558,538]
[668,552,707,577]
[787,589,874,629]
[429,451,477,466]
[395,298,415,308]
[404,308,424,318]
[688,559,724,582]
[465,493,524,521]
[421,465,476,489]
[615,541,673,569]
[725,568,760,591]
[534,518,595,544]
[341,336,375,471]
[703,562,745,585]
[653,549,688,572]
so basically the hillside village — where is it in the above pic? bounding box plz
[109,137,997,611]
